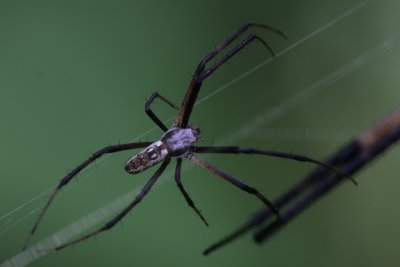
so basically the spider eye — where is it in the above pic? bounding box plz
[189,124,201,135]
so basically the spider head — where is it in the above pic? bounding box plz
[188,124,203,143]
[188,124,201,138]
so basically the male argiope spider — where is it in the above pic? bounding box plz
[23,22,353,252]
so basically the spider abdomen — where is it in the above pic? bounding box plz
[125,127,200,174]
[125,141,168,174]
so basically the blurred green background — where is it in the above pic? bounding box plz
[1,0,400,266]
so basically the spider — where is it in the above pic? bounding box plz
[22,22,353,252]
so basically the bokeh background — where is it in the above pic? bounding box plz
[1,0,400,266]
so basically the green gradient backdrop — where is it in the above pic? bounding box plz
[1,0,400,266]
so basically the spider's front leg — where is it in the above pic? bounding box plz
[145,92,178,131]
[174,22,286,128]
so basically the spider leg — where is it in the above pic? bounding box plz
[199,34,276,81]
[187,154,280,219]
[203,222,256,256]
[22,141,153,251]
[145,92,178,131]
[174,22,286,128]
[193,146,357,185]
[46,158,170,252]
[175,158,209,226]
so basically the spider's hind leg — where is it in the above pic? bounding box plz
[145,92,178,131]
[47,159,171,252]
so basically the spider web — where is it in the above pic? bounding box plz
[3,0,398,266]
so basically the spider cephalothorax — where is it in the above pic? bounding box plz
[23,22,352,253]
[125,125,201,173]
[162,125,201,157]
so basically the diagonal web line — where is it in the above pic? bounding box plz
[194,0,372,106]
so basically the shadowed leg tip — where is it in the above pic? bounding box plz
[352,179,358,186]
[253,234,262,243]
[253,230,266,243]
[203,248,211,256]
[279,32,289,40]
